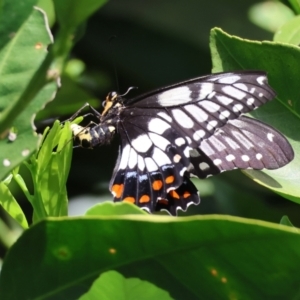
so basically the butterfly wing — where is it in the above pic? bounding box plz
[107,71,292,215]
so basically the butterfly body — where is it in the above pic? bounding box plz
[71,71,294,215]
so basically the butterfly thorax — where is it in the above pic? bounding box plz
[71,92,125,148]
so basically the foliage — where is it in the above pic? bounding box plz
[0,0,300,299]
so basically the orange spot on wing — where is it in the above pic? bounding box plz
[165,175,175,184]
[152,180,163,190]
[123,197,135,204]
[169,190,180,199]
[183,191,191,198]
[112,184,124,198]
[139,195,150,203]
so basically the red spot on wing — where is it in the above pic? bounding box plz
[157,199,168,206]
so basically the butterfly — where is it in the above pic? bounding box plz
[70,71,294,215]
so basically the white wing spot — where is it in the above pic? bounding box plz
[241,155,250,162]
[267,133,274,142]
[145,157,158,172]
[157,112,172,122]
[149,132,170,151]
[175,137,185,146]
[199,162,210,171]
[219,110,231,120]
[222,86,246,100]
[183,146,191,158]
[185,136,192,144]
[152,147,171,167]
[224,137,240,150]
[218,75,241,84]
[179,167,187,176]
[119,144,130,169]
[207,91,216,99]
[258,93,264,97]
[131,134,152,153]
[257,76,266,85]
[207,120,218,131]
[200,101,220,113]
[198,82,214,99]
[202,142,215,155]
[233,104,244,112]
[148,118,171,134]
[216,95,233,105]
[213,158,222,166]
[137,155,145,171]
[193,129,206,141]
[209,136,226,151]
[184,104,208,121]
[3,159,10,167]
[231,130,254,149]
[172,109,194,128]
[256,153,263,160]
[173,154,181,163]
[158,86,191,106]
[128,148,138,168]
[234,83,248,91]
[226,154,235,161]
[247,98,255,105]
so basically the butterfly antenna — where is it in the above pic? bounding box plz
[120,86,138,97]
[108,35,120,92]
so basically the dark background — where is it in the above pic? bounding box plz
[42,0,300,224]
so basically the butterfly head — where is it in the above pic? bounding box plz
[101,91,120,117]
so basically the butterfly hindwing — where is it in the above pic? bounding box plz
[110,113,193,213]
[188,115,294,178]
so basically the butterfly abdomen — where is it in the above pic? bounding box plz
[71,123,115,148]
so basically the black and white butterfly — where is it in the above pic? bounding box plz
[71,71,294,215]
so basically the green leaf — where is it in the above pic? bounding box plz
[210,28,300,202]
[286,0,300,14]
[53,0,107,29]
[0,0,39,50]
[79,270,173,300]
[0,180,28,228]
[27,121,73,220]
[274,15,300,45]
[86,202,148,216]
[0,7,57,180]
[248,1,294,33]
[1,215,300,299]
[280,215,295,227]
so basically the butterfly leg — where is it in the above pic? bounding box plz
[67,103,101,122]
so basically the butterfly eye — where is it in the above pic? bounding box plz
[108,91,118,101]
[102,100,106,107]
